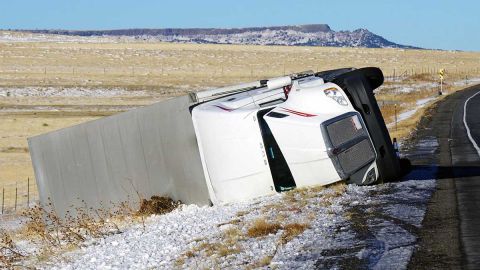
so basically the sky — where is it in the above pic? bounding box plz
[0,0,479,51]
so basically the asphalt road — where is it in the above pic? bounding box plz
[407,85,480,269]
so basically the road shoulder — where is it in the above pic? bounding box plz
[406,89,471,269]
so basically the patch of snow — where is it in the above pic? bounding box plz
[0,105,140,113]
[0,214,28,231]
[378,82,437,94]
[396,109,417,122]
[416,96,436,106]
[387,96,438,128]
[381,77,480,94]
[0,87,148,98]
[0,31,132,43]
[272,180,435,270]
[453,77,480,87]
[37,179,435,269]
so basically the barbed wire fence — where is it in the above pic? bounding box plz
[0,65,479,83]
[1,178,38,215]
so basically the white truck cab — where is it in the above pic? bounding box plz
[190,68,397,205]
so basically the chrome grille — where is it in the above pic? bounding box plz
[326,114,366,147]
[321,112,376,179]
[337,139,375,174]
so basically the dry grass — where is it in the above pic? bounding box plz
[178,226,244,266]
[4,196,179,267]
[1,37,479,88]
[235,210,249,217]
[223,227,242,242]
[184,250,195,258]
[246,218,282,238]
[0,229,25,268]
[179,186,318,267]
[261,203,286,213]
[216,244,241,257]
[311,181,347,208]
[323,181,347,199]
[280,223,310,244]
[1,204,122,267]
[408,73,434,81]
[246,218,309,242]
[137,196,181,216]
[187,241,241,259]
[247,255,274,269]
[379,76,470,141]
[0,115,98,186]
[275,212,288,223]
[379,90,434,120]
[387,94,448,140]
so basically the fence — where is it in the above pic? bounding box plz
[1,178,38,215]
[384,67,480,82]
[0,66,479,83]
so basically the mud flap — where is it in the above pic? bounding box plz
[321,67,402,183]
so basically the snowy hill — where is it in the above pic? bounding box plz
[22,24,417,49]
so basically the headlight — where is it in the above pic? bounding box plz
[324,87,348,106]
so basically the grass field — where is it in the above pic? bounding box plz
[1,30,480,209]
[1,36,480,88]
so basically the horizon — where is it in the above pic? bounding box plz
[1,0,480,51]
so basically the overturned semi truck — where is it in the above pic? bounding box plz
[28,67,403,217]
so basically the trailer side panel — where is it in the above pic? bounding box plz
[28,95,210,218]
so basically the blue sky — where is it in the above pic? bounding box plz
[1,0,479,51]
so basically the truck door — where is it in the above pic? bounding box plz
[257,109,296,192]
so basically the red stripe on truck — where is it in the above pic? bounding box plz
[213,105,234,112]
[280,107,317,117]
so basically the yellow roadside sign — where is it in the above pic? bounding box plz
[439,68,445,80]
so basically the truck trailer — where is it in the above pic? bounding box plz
[28,67,402,217]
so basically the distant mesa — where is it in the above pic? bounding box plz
[20,24,418,49]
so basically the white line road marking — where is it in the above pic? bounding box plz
[463,90,480,158]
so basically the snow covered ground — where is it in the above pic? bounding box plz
[0,87,148,98]
[385,77,480,128]
[378,82,437,94]
[0,31,129,43]
[453,77,480,87]
[33,178,435,270]
[380,77,480,94]
[387,96,438,128]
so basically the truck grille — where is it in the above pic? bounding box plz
[326,115,365,147]
[337,139,375,174]
[321,112,376,179]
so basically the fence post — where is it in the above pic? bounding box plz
[395,103,398,132]
[2,188,4,214]
[27,177,30,208]
[15,183,18,212]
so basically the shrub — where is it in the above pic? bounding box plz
[246,219,281,238]
[137,196,181,216]
[0,229,25,268]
